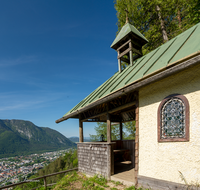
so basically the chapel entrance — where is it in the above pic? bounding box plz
[77,91,139,184]
[110,121,136,185]
[105,92,139,185]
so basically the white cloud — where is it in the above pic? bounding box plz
[0,55,38,67]
[0,91,66,112]
[0,101,42,111]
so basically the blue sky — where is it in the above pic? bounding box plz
[0,0,119,138]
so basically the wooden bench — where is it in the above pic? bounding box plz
[113,149,131,162]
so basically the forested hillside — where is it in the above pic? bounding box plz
[14,149,78,190]
[14,150,138,190]
[0,119,76,158]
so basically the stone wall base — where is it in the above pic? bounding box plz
[138,175,200,190]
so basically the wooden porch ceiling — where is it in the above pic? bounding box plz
[79,91,137,123]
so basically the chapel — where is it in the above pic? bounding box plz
[56,17,200,189]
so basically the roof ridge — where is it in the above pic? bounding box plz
[60,22,200,119]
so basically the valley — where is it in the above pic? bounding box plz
[0,149,71,187]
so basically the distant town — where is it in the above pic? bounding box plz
[0,149,71,187]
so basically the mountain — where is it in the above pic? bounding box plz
[69,136,91,142]
[0,119,76,158]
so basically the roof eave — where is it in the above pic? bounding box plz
[55,51,200,124]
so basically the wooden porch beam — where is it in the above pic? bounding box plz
[81,100,136,122]
[81,111,105,122]
[135,92,139,186]
[120,122,123,140]
[79,117,83,143]
[109,100,136,114]
[107,113,111,143]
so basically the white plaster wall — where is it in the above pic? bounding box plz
[138,63,200,184]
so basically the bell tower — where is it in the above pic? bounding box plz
[111,9,148,72]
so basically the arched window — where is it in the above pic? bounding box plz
[158,94,189,142]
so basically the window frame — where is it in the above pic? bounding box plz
[157,94,189,142]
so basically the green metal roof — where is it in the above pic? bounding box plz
[110,22,148,49]
[63,22,200,118]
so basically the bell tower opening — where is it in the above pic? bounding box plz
[110,9,148,72]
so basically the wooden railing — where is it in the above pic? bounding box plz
[0,167,78,190]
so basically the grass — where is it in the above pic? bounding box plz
[125,186,147,190]
[179,171,200,190]
[14,171,149,190]
[111,180,123,186]
[41,171,150,190]
[89,174,109,187]
[24,171,200,190]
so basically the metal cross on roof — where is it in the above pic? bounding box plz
[125,8,129,24]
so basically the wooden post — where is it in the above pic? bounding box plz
[118,51,121,73]
[111,144,114,175]
[135,92,139,186]
[120,122,123,140]
[107,144,111,179]
[44,177,47,189]
[129,41,133,66]
[107,113,111,143]
[79,118,83,143]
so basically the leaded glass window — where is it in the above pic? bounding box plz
[158,94,189,142]
[161,98,185,139]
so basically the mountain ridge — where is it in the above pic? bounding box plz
[0,119,76,158]
[69,136,91,142]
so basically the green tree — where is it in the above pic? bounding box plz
[89,121,136,141]
[90,122,119,141]
[114,0,200,54]
[123,121,136,140]
[13,150,78,190]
